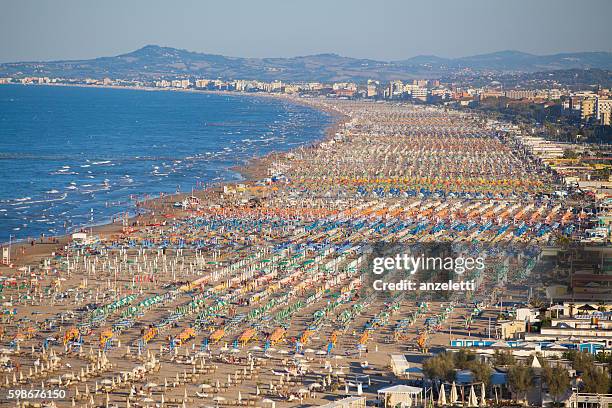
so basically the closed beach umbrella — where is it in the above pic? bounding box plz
[468,385,478,407]
[438,383,447,406]
[450,381,458,404]
[480,383,486,407]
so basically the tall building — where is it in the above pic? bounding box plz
[504,90,537,100]
[581,98,596,121]
[366,80,379,98]
[597,98,612,125]
[195,79,211,88]
[411,87,429,101]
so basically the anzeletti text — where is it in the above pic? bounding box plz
[372,279,476,291]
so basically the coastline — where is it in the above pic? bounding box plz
[0,84,347,268]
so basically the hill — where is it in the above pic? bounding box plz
[1,45,611,82]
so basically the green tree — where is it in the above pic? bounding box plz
[508,362,534,406]
[493,350,516,366]
[543,364,570,407]
[467,360,492,386]
[423,352,456,382]
[582,367,611,394]
[563,350,594,373]
[454,348,476,369]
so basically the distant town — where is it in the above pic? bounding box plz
[2,74,610,127]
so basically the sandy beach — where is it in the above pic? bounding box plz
[0,97,581,408]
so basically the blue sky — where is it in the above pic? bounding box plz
[1,0,611,62]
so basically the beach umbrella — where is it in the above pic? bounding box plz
[438,383,447,406]
[468,385,478,407]
[480,383,486,407]
[237,391,242,404]
[450,381,458,404]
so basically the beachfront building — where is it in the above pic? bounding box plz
[171,79,190,88]
[411,87,428,102]
[195,79,211,88]
[567,392,612,408]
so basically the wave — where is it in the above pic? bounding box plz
[21,194,68,205]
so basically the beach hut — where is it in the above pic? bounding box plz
[377,384,422,407]
[71,232,88,243]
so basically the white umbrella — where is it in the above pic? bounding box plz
[480,382,486,407]
[438,383,447,406]
[237,391,242,403]
[450,381,458,404]
[468,385,478,407]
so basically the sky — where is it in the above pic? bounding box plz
[1,0,611,63]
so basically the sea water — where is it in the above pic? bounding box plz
[0,85,331,242]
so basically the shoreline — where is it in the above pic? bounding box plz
[0,84,348,267]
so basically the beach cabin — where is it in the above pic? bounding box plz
[71,232,88,243]
[378,385,423,407]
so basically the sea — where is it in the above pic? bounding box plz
[0,85,332,243]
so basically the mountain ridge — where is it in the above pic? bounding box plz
[2,45,611,82]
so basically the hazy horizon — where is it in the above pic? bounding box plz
[1,0,611,63]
